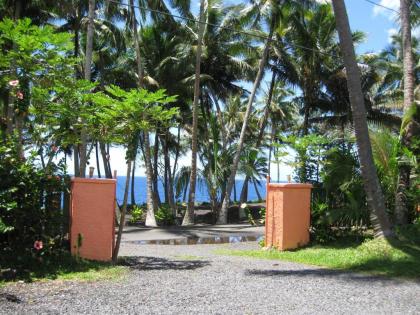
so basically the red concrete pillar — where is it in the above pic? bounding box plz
[70,178,116,261]
[265,177,312,250]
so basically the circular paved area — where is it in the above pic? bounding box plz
[1,241,419,314]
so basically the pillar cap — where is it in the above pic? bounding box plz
[268,183,312,189]
[71,177,116,184]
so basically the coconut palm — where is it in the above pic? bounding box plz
[395,0,417,224]
[331,0,393,237]
[217,0,282,224]
[182,0,206,225]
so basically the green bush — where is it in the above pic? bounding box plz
[129,205,145,224]
[155,205,175,226]
[0,138,67,274]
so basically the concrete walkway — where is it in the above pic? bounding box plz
[122,224,264,243]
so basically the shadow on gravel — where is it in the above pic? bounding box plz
[245,269,406,284]
[0,293,22,304]
[120,256,210,271]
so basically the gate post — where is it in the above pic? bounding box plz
[265,177,312,250]
[70,178,116,261]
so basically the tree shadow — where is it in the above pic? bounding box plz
[245,267,417,284]
[0,292,23,304]
[120,256,210,271]
[0,252,118,283]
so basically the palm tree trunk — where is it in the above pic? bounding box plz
[79,0,95,178]
[253,180,262,202]
[144,132,158,226]
[163,131,177,215]
[268,123,276,177]
[112,159,131,263]
[239,177,249,205]
[332,0,393,237]
[130,0,157,226]
[242,71,277,190]
[395,0,416,225]
[182,0,206,225]
[217,19,275,224]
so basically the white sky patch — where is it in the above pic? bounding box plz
[372,0,399,20]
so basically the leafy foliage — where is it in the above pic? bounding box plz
[0,138,68,272]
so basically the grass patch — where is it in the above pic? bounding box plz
[216,226,420,279]
[1,253,128,285]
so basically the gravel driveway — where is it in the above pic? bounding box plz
[1,241,419,314]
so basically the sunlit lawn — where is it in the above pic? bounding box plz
[216,226,420,279]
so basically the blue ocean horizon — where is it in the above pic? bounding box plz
[115,176,272,204]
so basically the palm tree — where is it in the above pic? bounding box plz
[128,0,157,227]
[395,0,417,224]
[182,0,206,226]
[331,0,393,237]
[78,0,95,178]
[238,148,268,203]
[217,0,280,224]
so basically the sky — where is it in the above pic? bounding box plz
[65,0,413,180]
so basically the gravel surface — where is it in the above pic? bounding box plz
[1,241,419,314]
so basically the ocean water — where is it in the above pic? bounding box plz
[115,176,269,204]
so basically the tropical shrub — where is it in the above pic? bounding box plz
[155,205,175,226]
[0,138,68,272]
[129,206,145,224]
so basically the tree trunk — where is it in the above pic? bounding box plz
[172,124,181,180]
[332,0,393,237]
[239,177,249,205]
[302,97,310,136]
[253,180,262,202]
[233,180,237,203]
[144,132,158,226]
[152,131,161,207]
[130,0,157,226]
[79,0,95,178]
[267,124,276,177]
[100,142,112,178]
[163,131,177,215]
[112,160,131,263]
[95,142,101,178]
[131,157,136,205]
[74,145,80,177]
[182,0,206,225]
[217,19,275,224]
[395,0,416,225]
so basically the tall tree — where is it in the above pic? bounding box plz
[395,0,416,224]
[182,0,206,225]
[130,0,157,227]
[78,0,95,178]
[331,0,393,237]
[217,17,276,224]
